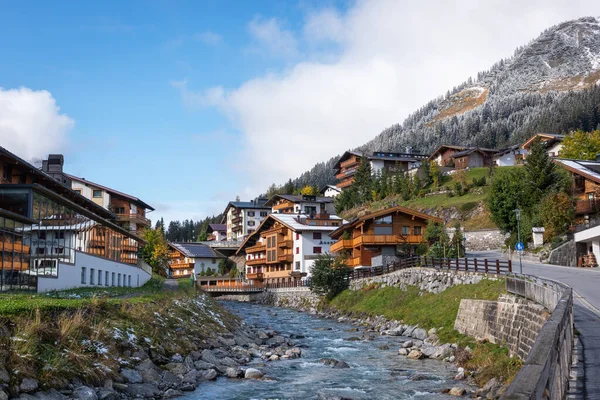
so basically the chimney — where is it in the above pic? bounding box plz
[42,154,71,187]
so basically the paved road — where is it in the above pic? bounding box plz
[468,251,600,399]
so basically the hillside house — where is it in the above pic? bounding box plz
[265,194,336,216]
[451,148,498,169]
[494,145,526,167]
[222,199,270,241]
[168,242,226,279]
[521,133,565,159]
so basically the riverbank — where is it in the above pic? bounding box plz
[256,278,522,398]
[0,281,302,400]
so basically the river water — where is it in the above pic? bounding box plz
[183,301,470,400]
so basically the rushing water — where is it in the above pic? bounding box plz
[183,301,471,400]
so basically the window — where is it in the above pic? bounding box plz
[93,190,103,198]
[402,226,410,235]
[295,261,301,270]
[313,247,322,254]
[313,232,322,240]
[55,247,64,254]
[374,226,393,235]
[260,211,268,217]
[212,258,216,264]
[128,275,132,287]
[81,267,87,284]
[118,273,122,287]
[105,271,110,287]
[74,189,82,195]
[331,222,339,226]
[248,211,255,217]
[296,247,299,254]
[90,268,95,285]
[56,231,65,239]
[36,247,46,255]
[296,233,300,240]
[39,232,47,240]
[414,226,422,235]
[98,270,103,285]
[375,215,393,224]
[112,272,116,286]
[305,206,317,215]
[248,221,255,226]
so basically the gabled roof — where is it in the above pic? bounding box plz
[428,145,469,160]
[451,147,497,158]
[320,184,341,194]
[330,205,443,239]
[207,223,226,233]
[170,242,225,259]
[0,146,114,220]
[236,213,346,255]
[264,194,334,207]
[554,159,600,184]
[333,150,364,172]
[66,173,154,211]
[521,133,565,150]
[493,145,523,158]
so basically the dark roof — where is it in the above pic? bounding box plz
[66,173,154,211]
[320,184,341,194]
[170,242,225,258]
[0,146,114,220]
[264,194,334,207]
[493,145,522,158]
[207,223,226,233]
[451,147,498,158]
[368,152,429,162]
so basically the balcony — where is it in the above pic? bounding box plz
[0,238,30,253]
[264,270,292,279]
[337,179,354,189]
[335,168,357,180]
[170,262,195,270]
[232,215,243,225]
[246,257,266,266]
[278,254,293,263]
[1,260,29,270]
[330,239,353,253]
[353,234,424,246]
[88,239,106,248]
[347,257,361,267]
[278,239,292,249]
[116,213,151,227]
[273,200,295,212]
[246,244,266,253]
[340,157,360,168]
[120,254,137,264]
[246,272,264,280]
[576,199,600,215]
[122,242,138,252]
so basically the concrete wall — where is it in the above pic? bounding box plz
[501,276,574,400]
[37,251,152,293]
[455,294,548,359]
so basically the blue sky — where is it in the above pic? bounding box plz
[1,0,599,224]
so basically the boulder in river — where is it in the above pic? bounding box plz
[319,358,350,369]
[407,350,424,360]
[244,368,264,379]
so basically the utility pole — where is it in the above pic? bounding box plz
[515,208,523,274]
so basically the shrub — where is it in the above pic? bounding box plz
[460,202,478,213]
[309,254,352,300]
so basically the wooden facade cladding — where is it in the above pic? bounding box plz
[272,200,295,212]
[340,156,361,169]
[246,244,266,253]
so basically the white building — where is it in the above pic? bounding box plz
[521,133,565,160]
[265,194,336,215]
[222,199,271,241]
[168,242,226,278]
[320,185,341,198]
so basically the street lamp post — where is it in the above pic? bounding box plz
[515,208,523,274]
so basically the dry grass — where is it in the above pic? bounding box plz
[426,87,489,126]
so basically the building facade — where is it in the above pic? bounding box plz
[521,133,565,159]
[266,194,336,215]
[320,185,342,198]
[207,224,227,241]
[330,205,442,269]
[168,242,225,278]
[494,145,526,167]
[451,148,497,170]
[222,199,270,241]
[238,213,345,284]
[0,147,152,293]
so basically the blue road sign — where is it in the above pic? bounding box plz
[515,242,524,251]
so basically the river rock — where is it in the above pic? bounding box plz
[0,390,6,400]
[20,378,39,393]
[320,358,350,369]
[454,367,466,380]
[407,350,424,360]
[164,362,187,375]
[269,355,280,361]
[449,387,466,396]
[401,340,413,348]
[244,368,264,379]
[421,345,438,358]
[201,369,218,381]
[120,368,143,384]
[163,389,183,398]
[171,354,184,363]
[28,389,67,400]
[189,351,202,361]
[72,386,97,400]
[412,328,428,340]
[160,371,182,388]
[258,331,270,340]
[474,377,501,398]
[0,366,9,384]
[141,368,161,384]
[121,383,161,398]
[193,360,215,370]
[96,388,119,400]
[433,344,454,359]
[183,370,200,384]
[226,368,241,378]
[403,326,416,337]
[398,348,409,356]
[220,357,240,368]
[136,359,157,372]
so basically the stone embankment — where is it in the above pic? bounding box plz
[0,293,303,400]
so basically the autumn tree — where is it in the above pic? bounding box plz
[141,228,170,275]
[540,192,574,239]
[429,161,442,189]
[561,129,600,160]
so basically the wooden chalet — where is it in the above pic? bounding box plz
[554,159,600,217]
[329,205,442,268]
[333,151,363,189]
[451,148,498,170]
[521,133,565,159]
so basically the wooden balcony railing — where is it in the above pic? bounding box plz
[278,239,293,248]
[1,260,29,270]
[337,179,354,189]
[88,239,106,248]
[347,257,361,267]
[340,157,360,168]
[122,243,138,252]
[273,201,295,211]
[116,213,151,226]
[246,244,266,253]
[330,239,353,253]
[278,254,293,263]
[246,257,266,266]
[575,199,600,215]
[0,239,30,253]
[335,168,357,180]
[246,272,264,280]
[353,234,424,246]
[170,262,194,269]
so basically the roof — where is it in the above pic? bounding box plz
[207,223,226,233]
[368,152,429,162]
[428,145,469,160]
[554,159,600,185]
[0,146,114,220]
[329,205,443,239]
[333,150,364,171]
[521,133,565,149]
[236,213,347,255]
[320,184,341,194]
[170,242,225,259]
[264,194,335,207]
[66,173,154,211]
[493,145,523,158]
[451,147,497,158]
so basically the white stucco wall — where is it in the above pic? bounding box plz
[293,231,335,278]
[548,142,563,157]
[71,181,110,209]
[496,153,516,167]
[193,257,220,275]
[37,251,151,293]
[323,188,340,198]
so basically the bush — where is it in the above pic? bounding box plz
[472,176,487,187]
[460,202,478,213]
[310,254,352,300]
[454,182,464,196]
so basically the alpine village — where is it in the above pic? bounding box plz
[4,14,600,400]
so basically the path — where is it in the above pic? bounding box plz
[468,250,600,399]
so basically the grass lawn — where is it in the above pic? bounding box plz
[330,278,522,385]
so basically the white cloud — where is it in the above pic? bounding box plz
[175,0,600,195]
[0,87,74,161]
[194,31,223,46]
[247,16,298,58]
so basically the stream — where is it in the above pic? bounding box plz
[183,301,471,400]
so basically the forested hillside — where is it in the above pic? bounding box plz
[279,17,600,192]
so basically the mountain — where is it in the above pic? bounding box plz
[285,16,600,191]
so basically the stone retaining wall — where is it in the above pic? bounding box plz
[257,288,321,310]
[454,294,549,359]
[548,240,577,267]
[501,276,573,400]
[349,267,499,294]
